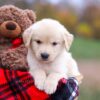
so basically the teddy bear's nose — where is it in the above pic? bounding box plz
[6,22,16,30]
[0,21,21,38]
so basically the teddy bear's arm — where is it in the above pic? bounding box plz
[0,45,29,71]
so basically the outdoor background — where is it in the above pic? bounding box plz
[0,0,100,100]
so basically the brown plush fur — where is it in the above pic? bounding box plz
[0,5,36,32]
[0,5,36,71]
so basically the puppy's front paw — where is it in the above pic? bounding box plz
[34,77,45,90]
[44,78,58,94]
[31,69,46,90]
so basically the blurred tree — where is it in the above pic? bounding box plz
[92,18,100,39]
[0,0,31,9]
[75,22,94,38]
[33,3,78,34]
[54,11,78,33]
[34,4,57,19]
[82,5,100,23]
[82,5,100,39]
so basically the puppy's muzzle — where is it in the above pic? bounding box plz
[41,53,49,60]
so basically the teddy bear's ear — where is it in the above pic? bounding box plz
[23,26,33,47]
[24,10,36,23]
[63,29,74,51]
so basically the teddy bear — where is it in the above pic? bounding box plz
[0,5,36,70]
[0,5,80,100]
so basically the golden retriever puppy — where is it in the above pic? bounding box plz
[23,19,81,94]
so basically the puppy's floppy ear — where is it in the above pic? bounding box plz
[63,30,74,51]
[23,26,33,47]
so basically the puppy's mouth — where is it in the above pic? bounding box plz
[37,59,51,64]
[35,53,54,64]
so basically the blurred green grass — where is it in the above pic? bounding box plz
[79,87,100,100]
[70,37,100,59]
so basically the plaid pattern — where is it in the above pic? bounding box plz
[68,78,79,100]
[0,68,79,100]
[0,68,48,100]
[50,78,79,100]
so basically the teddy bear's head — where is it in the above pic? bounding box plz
[0,5,36,50]
[0,5,36,39]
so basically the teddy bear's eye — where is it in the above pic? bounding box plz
[52,42,58,46]
[36,40,42,44]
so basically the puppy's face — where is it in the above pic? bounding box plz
[23,19,73,63]
[31,28,64,63]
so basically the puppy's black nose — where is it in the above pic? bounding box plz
[41,53,49,60]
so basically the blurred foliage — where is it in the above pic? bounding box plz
[70,37,100,59]
[34,4,78,33]
[82,5,100,39]
[75,23,93,38]
[33,1,100,39]
[34,2,100,39]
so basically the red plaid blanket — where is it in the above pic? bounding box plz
[0,68,49,100]
[0,68,79,100]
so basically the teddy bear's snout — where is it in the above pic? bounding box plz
[6,22,16,30]
[0,21,21,38]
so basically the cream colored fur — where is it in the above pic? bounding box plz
[23,19,82,94]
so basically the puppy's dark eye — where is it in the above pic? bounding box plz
[52,42,58,46]
[36,40,42,44]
